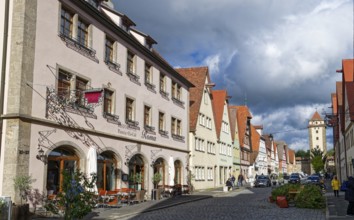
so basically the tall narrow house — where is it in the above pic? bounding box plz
[176,67,219,190]
[211,90,233,186]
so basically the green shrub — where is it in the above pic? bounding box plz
[271,184,301,201]
[295,184,325,209]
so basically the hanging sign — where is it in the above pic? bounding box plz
[84,89,102,103]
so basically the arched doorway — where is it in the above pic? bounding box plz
[46,146,79,194]
[128,154,145,190]
[97,151,117,191]
[153,158,165,187]
[174,160,182,184]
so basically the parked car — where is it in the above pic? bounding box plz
[254,175,271,187]
[288,173,306,184]
[305,175,321,185]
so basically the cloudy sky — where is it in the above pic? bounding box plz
[113,0,353,152]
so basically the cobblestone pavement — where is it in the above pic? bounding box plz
[88,187,326,220]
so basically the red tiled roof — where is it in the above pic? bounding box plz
[250,125,260,163]
[342,59,354,82]
[311,111,323,121]
[345,82,354,121]
[228,106,238,141]
[176,67,210,132]
[288,149,295,164]
[211,90,229,139]
[235,106,252,148]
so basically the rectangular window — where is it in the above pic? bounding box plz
[172,81,182,100]
[160,73,166,92]
[159,112,165,131]
[77,18,88,46]
[145,63,152,84]
[75,77,88,107]
[127,51,135,74]
[171,117,176,135]
[58,71,71,100]
[144,105,151,127]
[60,8,73,38]
[105,37,114,62]
[103,89,113,114]
[126,98,135,122]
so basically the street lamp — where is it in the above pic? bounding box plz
[36,148,47,165]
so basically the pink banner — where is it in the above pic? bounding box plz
[84,90,102,103]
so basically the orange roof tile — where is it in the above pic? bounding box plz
[235,106,252,148]
[211,90,229,139]
[228,106,238,141]
[310,111,323,121]
[342,59,354,82]
[176,67,210,132]
[288,149,295,164]
[345,82,354,121]
[250,125,260,163]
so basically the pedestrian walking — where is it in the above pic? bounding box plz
[331,175,340,197]
[226,178,232,191]
[231,175,236,187]
[238,174,244,187]
[345,176,354,216]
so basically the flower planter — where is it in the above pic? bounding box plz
[276,196,288,208]
[11,204,29,220]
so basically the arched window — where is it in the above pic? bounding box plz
[128,154,144,190]
[47,147,79,194]
[97,151,117,191]
[153,158,165,186]
[174,160,182,184]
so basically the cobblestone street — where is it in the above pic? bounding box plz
[108,187,325,220]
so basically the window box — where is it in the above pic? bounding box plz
[126,71,141,85]
[159,90,169,99]
[144,125,155,132]
[105,59,122,75]
[172,134,185,142]
[103,112,120,124]
[172,97,184,107]
[58,32,96,59]
[159,130,168,137]
[145,81,156,91]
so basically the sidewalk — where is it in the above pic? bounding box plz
[83,185,249,219]
[325,179,353,220]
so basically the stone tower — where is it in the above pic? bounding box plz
[308,111,327,154]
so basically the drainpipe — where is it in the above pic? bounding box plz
[0,0,10,156]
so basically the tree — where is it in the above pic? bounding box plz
[13,175,36,205]
[295,149,310,158]
[45,169,97,220]
[311,156,324,173]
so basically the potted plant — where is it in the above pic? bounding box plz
[152,173,162,189]
[151,173,162,200]
[13,175,36,219]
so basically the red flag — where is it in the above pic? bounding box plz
[84,90,102,103]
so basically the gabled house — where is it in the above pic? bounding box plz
[229,106,241,180]
[176,67,219,189]
[273,141,279,174]
[276,141,288,174]
[211,90,233,186]
[264,134,274,175]
[250,125,266,180]
[287,149,296,174]
[330,59,354,181]
[235,106,253,180]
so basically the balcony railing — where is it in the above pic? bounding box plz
[58,32,97,61]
